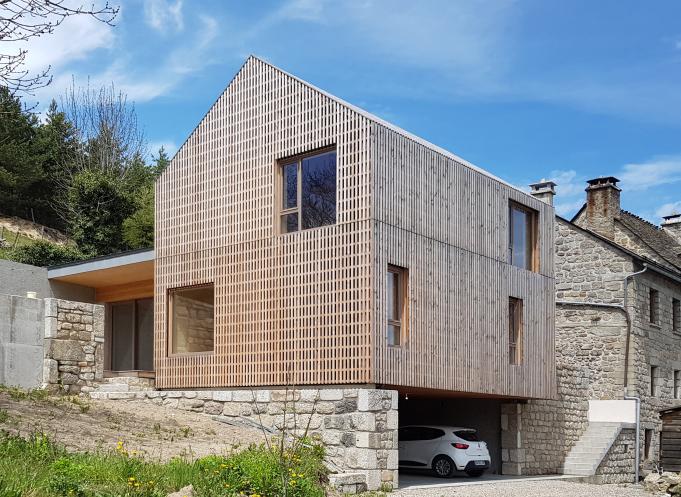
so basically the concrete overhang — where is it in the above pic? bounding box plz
[47,249,154,302]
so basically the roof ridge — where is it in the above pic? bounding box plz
[620,209,663,231]
[250,56,532,197]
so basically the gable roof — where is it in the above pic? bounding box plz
[568,204,681,276]
[617,210,681,273]
[170,56,535,201]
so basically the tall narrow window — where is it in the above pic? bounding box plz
[278,148,337,233]
[509,297,523,365]
[509,202,538,272]
[387,265,408,346]
[644,429,653,460]
[649,288,660,324]
[110,298,154,371]
[168,284,215,355]
[673,298,680,333]
[674,370,680,399]
[651,366,659,396]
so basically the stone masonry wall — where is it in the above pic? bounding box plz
[594,429,636,484]
[43,298,105,394]
[90,387,398,491]
[173,296,214,353]
[629,269,681,473]
[502,219,633,476]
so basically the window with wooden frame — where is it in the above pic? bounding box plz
[168,284,215,355]
[509,202,539,272]
[673,298,680,333]
[387,265,408,346]
[509,297,523,365]
[649,288,660,325]
[277,147,337,234]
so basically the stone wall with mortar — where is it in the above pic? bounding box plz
[43,298,105,394]
[593,429,636,484]
[504,217,681,480]
[90,387,398,491]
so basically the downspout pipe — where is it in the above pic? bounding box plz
[556,263,649,484]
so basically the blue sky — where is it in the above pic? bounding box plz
[20,0,681,222]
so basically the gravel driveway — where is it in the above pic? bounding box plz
[393,479,651,497]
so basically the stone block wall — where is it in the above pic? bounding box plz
[90,387,399,490]
[593,429,636,484]
[172,295,214,353]
[43,298,105,394]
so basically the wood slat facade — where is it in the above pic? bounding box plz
[154,57,556,399]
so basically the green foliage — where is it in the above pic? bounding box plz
[0,87,41,221]
[64,169,135,256]
[0,88,169,260]
[193,443,327,497]
[0,431,328,497]
[7,239,85,267]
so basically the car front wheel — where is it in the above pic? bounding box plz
[432,455,455,478]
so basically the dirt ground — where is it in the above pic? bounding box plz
[0,391,266,461]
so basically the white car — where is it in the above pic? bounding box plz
[398,425,491,478]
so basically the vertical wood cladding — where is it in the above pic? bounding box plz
[371,125,556,399]
[155,58,373,388]
[155,57,555,398]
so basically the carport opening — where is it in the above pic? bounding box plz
[398,392,503,477]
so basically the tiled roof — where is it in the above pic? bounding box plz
[617,210,681,274]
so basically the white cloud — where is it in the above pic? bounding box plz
[619,156,681,191]
[5,14,114,83]
[144,0,184,33]
[42,14,218,104]
[656,201,681,218]
[554,198,586,218]
[149,140,178,158]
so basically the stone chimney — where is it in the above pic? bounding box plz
[662,213,681,245]
[582,176,621,240]
[529,179,557,206]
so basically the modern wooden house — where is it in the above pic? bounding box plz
[152,56,556,398]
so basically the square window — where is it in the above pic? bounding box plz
[277,148,336,233]
[387,265,408,346]
[509,202,538,271]
[168,284,215,355]
[509,297,524,365]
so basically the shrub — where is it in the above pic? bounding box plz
[8,240,85,267]
[193,442,327,497]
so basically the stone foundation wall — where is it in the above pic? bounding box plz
[90,387,398,491]
[43,298,105,394]
[594,429,636,484]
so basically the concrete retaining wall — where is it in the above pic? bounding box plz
[0,259,95,302]
[0,294,44,388]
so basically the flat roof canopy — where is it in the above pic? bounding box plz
[48,249,154,288]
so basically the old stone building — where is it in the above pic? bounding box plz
[506,177,681,482]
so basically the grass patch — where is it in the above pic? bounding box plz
[0,228,35,259]
[0,409,8,424]
[0,384,49,402]
[0,431,328,497]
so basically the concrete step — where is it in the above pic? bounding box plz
[562,422,622,477]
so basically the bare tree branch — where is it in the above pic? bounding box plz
[0,0,119,94]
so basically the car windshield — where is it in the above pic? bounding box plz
[454,430,479,441]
